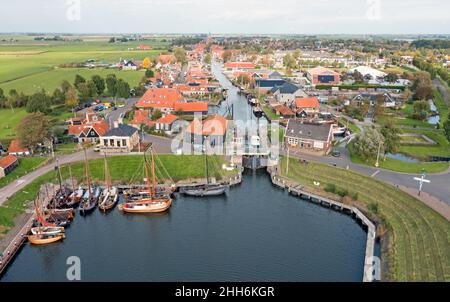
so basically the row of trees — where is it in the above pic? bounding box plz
[0,73,133,114]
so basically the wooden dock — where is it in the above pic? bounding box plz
[271,174,376,282]
[0,184,57,277]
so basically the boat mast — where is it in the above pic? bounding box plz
[151,148,156,198]
[204,136,209,184]
[104,154,110,191]
[56,158,63,191]
[69,165,75,192]
[84,148,91,198]
[144,153,152,199]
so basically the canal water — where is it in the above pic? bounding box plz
[1,171,368,282]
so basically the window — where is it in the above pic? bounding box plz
[122,139,127,147]
[110,139,114,147]
[104,139,108,146]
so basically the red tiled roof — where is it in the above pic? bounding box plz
[186,115,228,136]
[174,102,208,113]
[0,155,18,169]
[92,121,109,136]
[131,110,151,125]
[136,88,184,109]
[224,62,256,69]
[295,97,320,108]
[156,114,178,125]
[307,66,340,76]
[8,139,29,154]
[272,104,295,116]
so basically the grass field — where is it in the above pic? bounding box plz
[398,130,450,159]
[0,155,235,227]
[0,39,169,94]
[0,108,28,142]
[280,158,450,281]
[0,157,48,189]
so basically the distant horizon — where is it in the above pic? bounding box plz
[1,1,449,35]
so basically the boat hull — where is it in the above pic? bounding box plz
[119,198,172,213]
[28,234,65,245]
[180,185,228,197]
[99,191,119,212]
[31,226,65,235]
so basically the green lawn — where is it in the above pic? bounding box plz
[262,106,280,121]
[0,108,28,142]
[0,157,48,189]
[0,155,235,227]
[347,140,449,173]
[398,130,450,159]
[280,158,450,281]
[433,88,448,127]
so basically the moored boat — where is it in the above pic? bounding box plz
[99,154,119,212]
[31,226,65,235]
[79,149,99,215]
[119,146,172,214]
[28,233,65,245]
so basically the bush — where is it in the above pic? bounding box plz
[368,202,379,214]
[324,184,336,193]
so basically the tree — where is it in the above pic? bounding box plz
[77,80,97,102]
[204,53,212,65]
[0,88,6,108]
[413,85,433,100]
[61,80,72,93]
[106,74,118,97]
[91,75,105,96]
[222,50,232,63]
[444,114,450,142]
[353,70,364,84]
[380,120,400,155]
[116,79,130,98]
[142,57,152,69]
[385,73,398,83]
[293,49,302,60]
[151,109,162,121]
[412,100,430,120]
[283,53,297,70]
[74,74,86,89]
[352,128,385,161]
[51,88,65,104]
[26,90,51,114]
[65,87,79,110]
[173,47,187,64]
[145,69,154,78]
[16,112,51,151]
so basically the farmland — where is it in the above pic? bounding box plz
[0,39,170,94]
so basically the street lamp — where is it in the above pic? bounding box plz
[375,138,381,168]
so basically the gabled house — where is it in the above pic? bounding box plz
[129,110,156,129]
[136,88,185,113]
[295,97,320,117]
[184,115,229,149]
[8,139,31,156]
[155,114,178,133]
[100,123,139,153]
[271,104,295,119]
[255,79,286,93]
[68,111,109,144]
[271,82,307,104]
[307,66,341,85]
[284,120,333,155]
[0,154,19,178]
[122,60,138,71]
[351,92,397,108]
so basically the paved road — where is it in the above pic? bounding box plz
[283,142,450,205]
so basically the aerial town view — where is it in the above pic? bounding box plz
[0,0,449,293]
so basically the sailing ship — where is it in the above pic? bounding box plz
[119,146,172,213]
[79,149,100,215]
[67,165,84,208]
[49,162,72,209]
[29,200,65,244]
[98,154,119,212]
[179,144,228,197]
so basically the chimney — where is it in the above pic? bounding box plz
[113,121,120,128]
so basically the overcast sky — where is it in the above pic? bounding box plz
[1,0,449,34]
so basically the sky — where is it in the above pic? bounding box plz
[0,0,449,34]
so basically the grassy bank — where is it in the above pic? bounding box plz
[0,155,235,228]
[0,157,48,189]
[280,158,450,281]
[0,108,28,142]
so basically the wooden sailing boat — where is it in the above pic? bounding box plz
[29,200,65,244]
[119,147,172,213]
[79,149,100,215]
[99,154,118,212]
[180,142,228,197]
[50,161,72,209]
[67,165,84,208]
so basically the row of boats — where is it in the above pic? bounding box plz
[28,146,229,245]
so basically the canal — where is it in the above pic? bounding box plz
[1,63,371,282]
[1,171,368,281]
